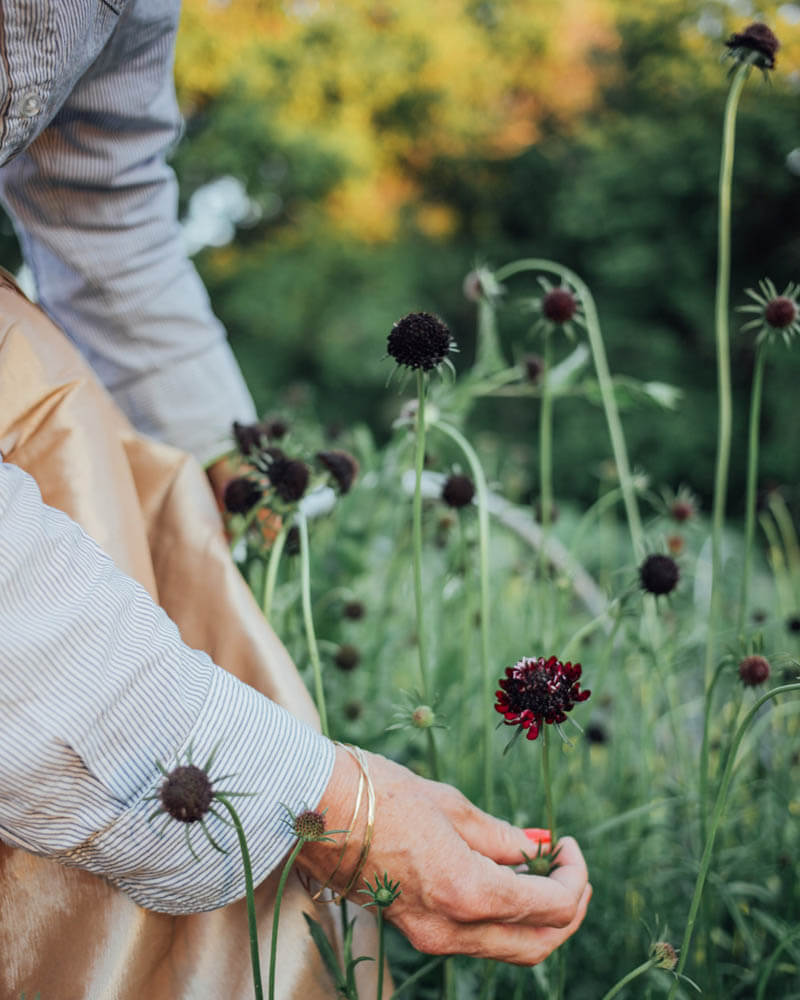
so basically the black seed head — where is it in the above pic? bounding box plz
[765,296,797,330]
[639,554,680,596]
[442,474,475,509]
[542,288,577,324]
[160,764,213,823]
[725,22,780,69]
[335,643,361,671]
[223,476,262,515]
[343,600,365,621]
[585,722,608,745]
[387,312,454,371]
[267,456,309,503]
[317,449,359,494]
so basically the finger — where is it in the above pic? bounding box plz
[395,883,592,965]
[439,789,555,867]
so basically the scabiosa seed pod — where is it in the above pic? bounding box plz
[411,705,435,729]
[650,941,678,971]
[765,297,797,329]
[495,655,591,741]
[725,22,780,70]
[740,280,800,346]
[317,449,359,494]
[291,810,327,841]
[542,287,577,325]
[223,476,263,515]
[387,312,455,371]
[639,553,680,596]
[159,764,214,823]
[335,643,361,671]
[738,654,771,686]
[442,473,475,508]
[343,600,365,621]
[267,456,309,503]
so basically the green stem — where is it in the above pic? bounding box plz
[667,683,800,998]
[738,346,765,635]
[698,658,730,845]
[298,511,328,736]
[704,62,750,689]
[376,908,386,1000]
[229,503,262,556]
[541,726,556,844]
[494,259,644,560]
[431,418,492,809]
[389,957,445,998]
[216,795,264,1000]
[474,294,506,377]
[268,838,304,1000]
[539,329,554,535]
[599,958,657,1000]
[262,521,289,621]
[412,371,432,703]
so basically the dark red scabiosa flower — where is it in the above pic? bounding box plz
[343,600,365,621]
[387,312,455,372]
[160,764,214,823]
[317,449,359,494]
[670,498,695,522]
[233,418,289,456]
[334,643,361,671]
[542,287,577,325]
[223,476,262,515]
[266,455,309,503]
[291,809,327,841]
[738,654,771,687]
[442,473,475,508]
[495,655,590,741]
[740,279,800,346]
[725,22,779,71]
[639,553,680,596]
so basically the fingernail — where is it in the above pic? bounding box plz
[523,827,552,845]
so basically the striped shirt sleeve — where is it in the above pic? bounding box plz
[0,460,335,914]
[0,0,258,466]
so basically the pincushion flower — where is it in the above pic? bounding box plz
[724,21,780,73]
[739,279,800,347]
[386,311,457,375]
[495,655,590,741]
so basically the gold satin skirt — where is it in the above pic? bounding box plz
[0,270,382,999]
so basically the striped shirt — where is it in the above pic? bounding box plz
[0,3,334,913]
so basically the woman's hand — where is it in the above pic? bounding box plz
[296,746,591,966]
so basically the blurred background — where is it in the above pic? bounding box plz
[3,0,799,513]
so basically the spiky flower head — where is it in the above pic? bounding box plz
[317,449,359,494]
[360,872,402,909]
[530,277,584,340]
[738,654,771,687]
[442,473,475,508]
[650,941,678,971]
[223,476,262,515]
[291,809,327,841]
[411,705,436,729]
[160,764,214,823]
[725,22,780,73]
[387,312,456,373]
[262,452,309,503]
[495,655,590,742]
[739,279,800,347]
[639,553,680,596]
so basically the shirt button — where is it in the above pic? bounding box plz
[19,90,41,118]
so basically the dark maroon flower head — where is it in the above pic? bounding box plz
[223,476,262,515]
[387,312,454,371]
[639,553,680,596]
[335,643,361,671]
[495,655,591,741]
[765,296,797,329]
[317,449,359,494]
[160,764,213,823]
[542,288,577,325]
[263,417,289,440]
[442,473,475,508]
[343,600,365,620]
[670,498,695,522]
[292,809,327,841]
[267,455,309,503]
[233,419,289,455]
[738,654,770,687]
[725,22,780,70]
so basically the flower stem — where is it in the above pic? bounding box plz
[494,259,644,560]
[541,725,556,844]
[412,371,432,704]
[738,345,766,635]
[538,328,554,536]
[667,683,800,998]
[431,418,492,809]
[268,838,305,1000]
[262,521,289,621]
[599,958,657,1000]
[297,511,328,736]
[216,795,264,1000]
[376,907,386,1000]
[229,504,261,556]
[704,61,750,688]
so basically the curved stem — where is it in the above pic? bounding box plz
[268,838,304,1000]
[668,683,800,997]
[298,511,328,736]
[599,959,657,1000]
[262,521,289,621]
[216,795,264,1000]
[431,418,492,809]
[738,346,766,635]
[704,62,750,689]
[494,259,644,561]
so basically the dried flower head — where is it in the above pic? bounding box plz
[639,553,680,596]
[739,654,771,686]
[160,764,213,823]
[725,22,780,72]
[739,279,800,346]
[495,655,590,742]
[291,809,327,841]
[387,312,456,373]
[266,455,309,503]
[317,449,359,494]
[223,476,263,515]
[650,940,678,971]
[442,473,475,508]
[335,643,361,671]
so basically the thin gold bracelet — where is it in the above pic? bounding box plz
[333,744,376,904]
[308,745,365,903]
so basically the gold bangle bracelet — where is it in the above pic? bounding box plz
[308,746,365,903]
[334,744,376,904]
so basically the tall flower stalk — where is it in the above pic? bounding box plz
[297,511,329,736]
[738,343,766,635]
